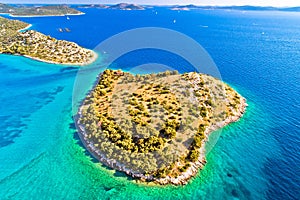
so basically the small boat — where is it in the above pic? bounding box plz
[65,28,71,32]
[58,28,63,32]
[173,19,176,23]
[67,16,70,20]
[200,25,208,28]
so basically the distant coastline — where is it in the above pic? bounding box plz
[169,5,300,12]
[0,4,84,17]
[8,12,85,18]
[76,3,145,10]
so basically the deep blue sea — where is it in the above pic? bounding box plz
[0,7,299,199]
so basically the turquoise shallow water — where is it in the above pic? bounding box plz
[0,7,299,199]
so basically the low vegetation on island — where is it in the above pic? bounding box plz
[77,69,247,185]
[0,16,96,65]
[0,4,83,16]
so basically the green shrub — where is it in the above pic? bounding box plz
[99,89,107,96]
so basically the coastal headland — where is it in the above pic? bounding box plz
[0,16,97,66]
[76,69,247,185]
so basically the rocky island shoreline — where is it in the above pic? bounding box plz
[76,69,247,185]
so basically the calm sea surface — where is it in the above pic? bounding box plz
[0,7,299,199]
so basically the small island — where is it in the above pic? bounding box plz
[0,16,96,65]
[171,5,200,11]
[109,3,145,10]
[0,4,84,17]
[77,4,110,9]
[77,3,145,10]
[76,69,247,185]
